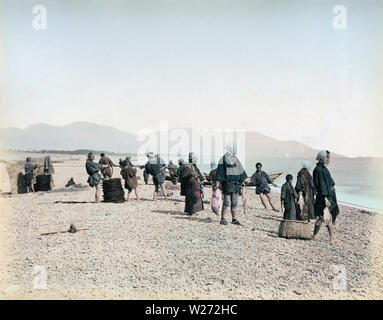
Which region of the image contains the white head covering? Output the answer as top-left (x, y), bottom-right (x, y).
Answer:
top-left (316, 150), bottom-right (327, 165)
top-left (188, 152), bottom-right (198, 164)
top-left (225, 142), bottom-right (237, 156)
top-left (301, 160), bottom-right (311, 170)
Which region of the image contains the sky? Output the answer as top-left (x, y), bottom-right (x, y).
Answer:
top-left (0, 0), bottom-right (382, 157)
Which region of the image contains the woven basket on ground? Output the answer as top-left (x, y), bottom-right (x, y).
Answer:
top-left (278, 219), bottom-right (312, 240)
top-left (102, 178), bottom-right (125, 203)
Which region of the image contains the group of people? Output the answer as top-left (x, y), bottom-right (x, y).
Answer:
top-left (83, 145), bottom-right (339, 243)
top-left (24, 155), bottom-right (55, 192)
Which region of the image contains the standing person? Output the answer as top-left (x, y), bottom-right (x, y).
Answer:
top-left (181, 152), bottom-right (204, 215)
top-left (295, 160), bottom-right (316, 221)
top-left (280, 174), bottom-right (298, 220)
top-left (176, 159), bottom-right (187, 195)
top-left (250, 162), bottom-right (279, 212)
top-left (99, 153), bottom-right (116, 179)
top-left (145, 153), bottom-right (168, 201)
top-left (216, 143), bottom-right (248, 225)
top-left (86, 153), bottom-right (108, 203)
top-left (24, 157), bottom-right (37, 193)
top-left (119, 156), bottom-right (133, 168)
top-left (143, 153), bottom-right (153, 185)
top-left (43, 155), bottom-right (55, 188)
top-left (120, 162), bottom-right (140, 201)
top-left (312, 150), bottom-right (339, 244)
top-left (167, 160), bottom-right (178, 184)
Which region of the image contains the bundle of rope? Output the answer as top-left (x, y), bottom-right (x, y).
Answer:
top-left (35, 174), bottom-right (51, 191)
top-left (102, 178), bottom-right (125, 203)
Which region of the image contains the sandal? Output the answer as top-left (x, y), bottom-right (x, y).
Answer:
top-left (232, 219), bottom-right (241, 225)
top-left (220, 219), bottom-right (228, 225)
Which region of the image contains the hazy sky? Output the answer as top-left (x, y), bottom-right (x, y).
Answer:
top-left (1, 0), bottom-right (382, 157)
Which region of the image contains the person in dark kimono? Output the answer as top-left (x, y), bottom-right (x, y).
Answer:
top-left (216, 143), bottom-right (248, 225)
top-left (250, 163), bottom-right (279, 212)
top-left (86, 153), bottom-right (108, 203)
top-left (312, 150), bottom-right (339, 244)
top-left (181, 152), bottom-right (204, 215)
top-left (295, 160), bottom-right (315, 221)
top-left (119, 156), bottom-right (134, 168)
top-left (176, 159), bottom-right (187, 195)
top-left (281, 174), bottom-right (298, 220)
top-left (24, 157), bottom-right (37, 192)
top-left (167, 160), bottom-right (178, 185)
top-left (145, 153), bottom-right (168, 201)
top-left (43, 155), bottom-right (55, 188)
top-left (99, 153), bottom-right (116, 179)
top-left (120, 162), bottom-right (140, 202)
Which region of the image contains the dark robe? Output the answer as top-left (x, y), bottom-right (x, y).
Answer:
top-left (86, 159), bottom-right (102, 187)
top-left (313, 162), bottom-right (339, 223)
top-left (121, 166), bottom-right (138, 191)
top-left (281, 182), bottom-right (298, 220)
top-left (182, 163), bottom-right (204, 214)
top-left (177, 164), bottom-right (187, 195)
top-left (295, 168), bottom-right (315, 220)
top-left (215, 154), bottom-right (247, 194)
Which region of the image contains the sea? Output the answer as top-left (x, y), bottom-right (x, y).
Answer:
top-left (1, 151), bottom-right (382, 213)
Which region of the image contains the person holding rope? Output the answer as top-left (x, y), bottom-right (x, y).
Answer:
top-left (99, 152), bottom-right (117, 179)
top-left (86, 153), bottom-right (110, 203)
top-left (145, 153), bottom-right (168, 201)
top-left (216, 142), bottom-right (248, 225)
top-left (250, 162), bottom-right (280, 212)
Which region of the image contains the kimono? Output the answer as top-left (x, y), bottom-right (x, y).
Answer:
top-left (43, 156), bottom-right (54, 175)
top-left (121, 166), bottom-right (138, 192)
top-left (250, 171), bottom-right (272, 194)
top-left (182, 163), bottom-right (204, 215)
top-left (215, 154), bottom-right (247, 195)
top-left (86, 159), bottom-right (102, 187)
top-left (281, 182), bottom-right (298, 220)
top-left (99, 156), bottom-right (115, 179)
top-left (145, 156), bottom-right (166, 191)
top-left (177, 163), bottom-right (187, 195)
top-left (313, 162), bottom-right (339, 223)
top-left (24, 162), bottom-right (37, 187)
top-left (295, 168), bottom-right (316, 220)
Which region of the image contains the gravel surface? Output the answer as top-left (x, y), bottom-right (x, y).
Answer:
top-left (0, 159), bottom-right (382, 299)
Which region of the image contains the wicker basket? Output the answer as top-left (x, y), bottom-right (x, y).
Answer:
top-left (278, 219), bottom-right (312, 240)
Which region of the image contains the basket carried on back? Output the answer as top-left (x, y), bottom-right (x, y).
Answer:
top-left (278, 219), bottom-right (312, 240)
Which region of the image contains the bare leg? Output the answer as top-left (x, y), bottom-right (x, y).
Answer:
top-left (259, 193), bottom-right (269, 209)
top-left (312, 217), bottom-right (323, 240)
top-left (95, 184), bottom-right (101, 203)
top-left (127, 190), bottom-right (132, 201)
top-left (135, 188), bottom-right (140, 201)
top-left (160, 184), bottom-right (168, 201)
top-left (153, 190), bottom-right (157, 201)
top-left (266, 193), bottom-right (279, 212)
top-left (326, 218), bottom-right (339, 244)
top-left (221, 206), bottom-right (229, 221)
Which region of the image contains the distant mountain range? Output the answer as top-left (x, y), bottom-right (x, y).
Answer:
top-left (0, 122), bottom-right (345, 158)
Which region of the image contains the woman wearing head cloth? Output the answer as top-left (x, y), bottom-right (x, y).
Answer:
top-left (215, 142), bottom-right (248, 225)
top-left (312, 150), bottom-right (339, 244)
top-left (176, 159), bottom-right (187, 195)
top-left (295, 160), bottom-right (316, 221)
top-left (181, 152), bottom-right (204, 215)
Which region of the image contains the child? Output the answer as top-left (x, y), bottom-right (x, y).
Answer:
top-left (280, 174), bottom-right (298, 220)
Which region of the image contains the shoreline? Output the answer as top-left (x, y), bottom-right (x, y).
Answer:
top-left (0, 158), bottom-right (382, 299)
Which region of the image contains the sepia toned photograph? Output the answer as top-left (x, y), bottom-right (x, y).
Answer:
top-left (0, 0), bottom-right (382, 304)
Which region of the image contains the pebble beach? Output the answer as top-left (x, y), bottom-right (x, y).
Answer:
top-left (0, 158), bottom-right (382, 299)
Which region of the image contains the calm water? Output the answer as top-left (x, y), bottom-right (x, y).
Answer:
top-left (2, 151), bottom-right (382, 212)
